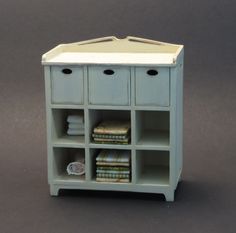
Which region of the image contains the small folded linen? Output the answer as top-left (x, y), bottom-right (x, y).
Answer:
top-left (66, 158), bottom-right (85, 176)
top-left (68, 123), bottom-right (85, 130)
top-left (67, 115), bottom-right (83, 124)
top-left (67, 128), bottom-right (84, 136)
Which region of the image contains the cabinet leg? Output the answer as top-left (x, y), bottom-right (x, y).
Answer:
top-left (50, 185), bottom-right (60, 196)
top-left (164, 191), bottom-right (175, 202)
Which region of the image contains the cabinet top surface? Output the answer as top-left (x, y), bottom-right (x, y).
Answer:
top-left (42, 36), bottom-right (184, 66)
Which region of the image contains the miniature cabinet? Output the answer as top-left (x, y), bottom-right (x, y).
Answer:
top-left (41, 36), bottom-right (184, 201)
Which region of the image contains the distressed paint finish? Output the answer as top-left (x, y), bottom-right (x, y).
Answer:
top-left (42, 37), bottom-right (184, 201)
top-left (88, 66), bottom-right (131, 106)
top-left (51, 66), bottom-right (84, 104)
top-left (135, 67), bottom-right (170, 106)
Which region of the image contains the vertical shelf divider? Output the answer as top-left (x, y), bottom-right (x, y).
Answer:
top-left (130, 67), bottom-right (136, 184)
top-left (131, 149), bottom-right (136, 184)
top-left (84, 65), bottom-right (91, 181)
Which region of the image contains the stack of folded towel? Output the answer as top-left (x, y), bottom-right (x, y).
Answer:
top-left (96, 149), bottom-right (131, 183)
top-left (92, 120), bottom-right (131, 144)
top-left (67, 114), bottom-right (84, 136)
top-left (66, 152), bottom-right (85, 176)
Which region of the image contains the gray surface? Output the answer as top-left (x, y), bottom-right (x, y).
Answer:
top-left (0, 0), bottom-right (235, 232)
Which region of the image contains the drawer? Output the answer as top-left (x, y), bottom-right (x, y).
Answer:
top-left (88, 66), bottom-right (130, 105)
top-left (51, 66), bottom-right (84, 104)
top-left (135, 67), bottom-right (170, 106)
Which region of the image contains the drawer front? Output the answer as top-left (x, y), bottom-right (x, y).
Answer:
top-left (88, 66), bottom-right (130, 105)
top-left (51, 66), bottom-right (84, 104)
top-left (135, 67), bottom-right (170, 106)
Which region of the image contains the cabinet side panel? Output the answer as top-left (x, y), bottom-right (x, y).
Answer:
top-left (176, 51), bottom-right (184, 182)
top-left (44, 66), bottom-right (53, 184)
top-left (170, 50), bottom-right (184, 188)
top-left (170, 67), bottom-right (177, 188)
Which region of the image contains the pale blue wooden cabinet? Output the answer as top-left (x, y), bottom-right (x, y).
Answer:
top-left (42, 36), bottom-right (184, 201)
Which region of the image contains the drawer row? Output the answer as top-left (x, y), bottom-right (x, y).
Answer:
top-left (50, 66), bottom-right (170, 107)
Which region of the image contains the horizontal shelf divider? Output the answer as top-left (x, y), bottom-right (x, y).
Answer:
top-left (50, 104), bottom-right (170, 111)
top-left (134, 145), bottom-right (170, 151)
top-left (89, 143), bottom-right (133, 150)
top-left (52, 143), bottom-right (85, 148)
top-left (52, 135), bottom-right (85, 148)
top-left (134, 106), bottom-right (170, 111)
top-left (88, 105), bottom-right (131, 110)
top-left (51, 180), bottom-right (170, 192)
top-left (54, 173), bottom-right (86, 182)
top-left (50, 104), bottom-right (85, 109)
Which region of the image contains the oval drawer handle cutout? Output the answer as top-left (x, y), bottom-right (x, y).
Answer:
top-left (62, 68), bottom-right (72, 74)
top-left (103, 69), bottom-right (115, 75)
top-left (147, 69), bottom-right (158, 76)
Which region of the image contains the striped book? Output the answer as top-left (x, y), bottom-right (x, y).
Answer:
top-left (97, 166), bottom-right (130, 171)
top-left (96, 170), bottom-right (130, 174)
top-left (96, 150), bottom-right (130, 163)
top-left (96, 162), bottom-right (130, 166)
top-left (93, 137), bottom-right (130, 144)
top-left (93, 121), bottom-right (131, 135)
top-left (97, 173), bottom-right (130, 179)
top-left (92, 133), bottom-right (129, 140)
top-left (96, 177), bottom-right (130, 183)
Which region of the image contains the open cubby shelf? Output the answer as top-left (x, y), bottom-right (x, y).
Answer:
top-left (51, 109), bottom-right (171, 186)
top-left (89, 148), bottom-right (132, 183)
top-left (88, 109), bottom-right (131, 145)
top-left (53, 148), bottom-right (85, 182)
top-left (135, 110), bottom-right (169, 149)
top-left (47, 106), bottom-right (181, 202)
top-left (136, 150), bottom-right (169, 185)
top-left (46, 104), bottom-right (180, 202)
top-left (51, 109), bottom-right (85, 146)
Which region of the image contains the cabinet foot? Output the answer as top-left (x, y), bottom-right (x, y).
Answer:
top-left (164, 191), bottom-right (175, 202)
top-left (50, 185), bottom-right (60, 196)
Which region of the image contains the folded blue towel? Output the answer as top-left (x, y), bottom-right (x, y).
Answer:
top-left (67, 128), bottom-right (84, 136)
top-left (68, 123), bottom-right (85, 130)
top-left (67, 115), bottom-right (83, 124)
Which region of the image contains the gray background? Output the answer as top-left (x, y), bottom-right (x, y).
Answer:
top-left (0, 0), bottom-right (236, 232)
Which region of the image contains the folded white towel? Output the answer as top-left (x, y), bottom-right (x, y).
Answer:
top-left (68, 123), bottom-right (85, 130)
top-left (67, 128), bottom-right (84, 136)
top-left (67, 115), bottom-right (83, 124)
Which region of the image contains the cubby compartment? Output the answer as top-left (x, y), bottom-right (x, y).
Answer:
top-left (135, 110), bottom-right (169, 149)
top-left (89, 109), bottom-right (131, 145)
top-left (136, 150), bottom-right (169, 185)
top-left (53, 148), bottom-right (85, 181)
top-left (90, 149), bottom-right (132, 183)
top-left (52, 109), bottom-right (85, 146)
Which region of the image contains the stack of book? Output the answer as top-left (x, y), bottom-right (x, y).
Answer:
top-left (92, 120), bottom-right (131, 144)
top-left (66, 114), bottom-right (84, 136)
top-left (96, 149), bottom-right (131, 183)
